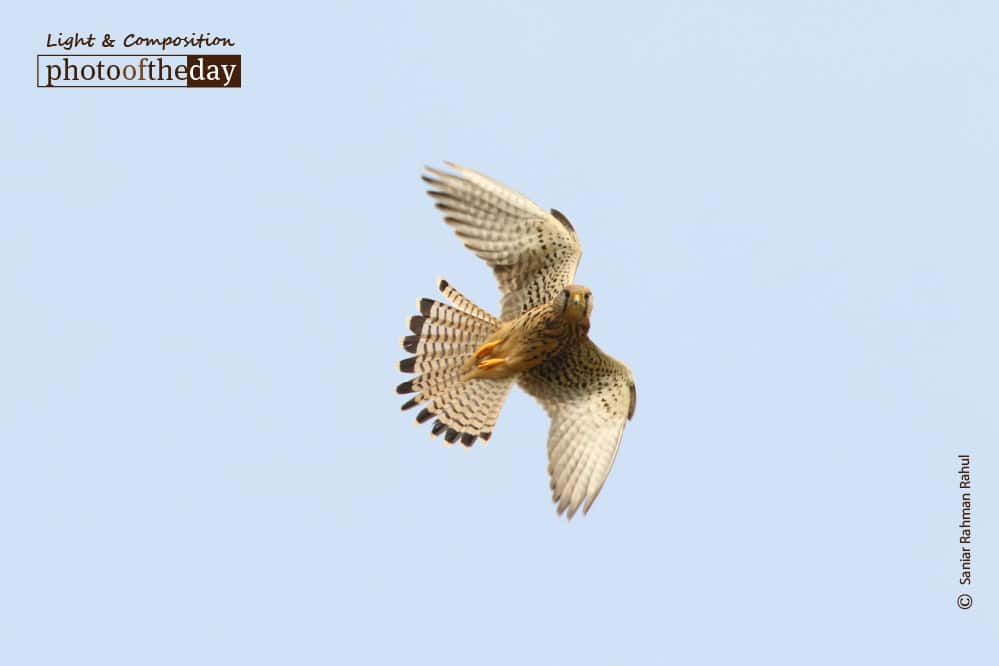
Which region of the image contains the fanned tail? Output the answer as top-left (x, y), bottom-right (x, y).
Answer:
top-left (396, 278), bottom-right (515, 446)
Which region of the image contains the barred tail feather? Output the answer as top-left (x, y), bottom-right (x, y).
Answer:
top-left (396, 279), bottom-right (514, 447)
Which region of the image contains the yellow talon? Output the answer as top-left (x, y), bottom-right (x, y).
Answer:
top-left (477, 358), bottom-right (506, 371)
top-left (475, 339), bottom-right (502, 359)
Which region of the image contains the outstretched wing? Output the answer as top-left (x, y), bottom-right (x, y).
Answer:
top-left (518, 339), bottom-right (636, 518)
top-left (423, 163), bottom-right (582, 321)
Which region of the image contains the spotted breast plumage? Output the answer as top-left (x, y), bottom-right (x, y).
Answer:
top-left (396, 163), bottom-right (636, 518)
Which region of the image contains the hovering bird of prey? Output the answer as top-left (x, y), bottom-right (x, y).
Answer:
top-left (396, 163), bottom-right (636, 517)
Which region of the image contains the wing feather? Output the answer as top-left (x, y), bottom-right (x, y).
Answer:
top-left (423, 163), bottom-right (583, 320)
top-left (518, 339), bottom-right (636, 518)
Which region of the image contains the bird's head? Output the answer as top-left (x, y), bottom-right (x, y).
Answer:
top-left (560, 285), bottom-right (593, 324)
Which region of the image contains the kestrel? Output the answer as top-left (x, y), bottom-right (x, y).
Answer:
top-left (396, 163), bottom-right (636, 517)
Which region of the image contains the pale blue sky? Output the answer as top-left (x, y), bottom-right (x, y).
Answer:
top-left (1, 2), bottom-right (996, 664)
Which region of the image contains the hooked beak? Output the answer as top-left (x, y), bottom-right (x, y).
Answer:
top-left (570, 292), bottom-right (585, 309)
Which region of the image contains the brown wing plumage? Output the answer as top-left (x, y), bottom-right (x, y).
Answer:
top-left (518, 339), bottom-right (636, 518)
top-left (422, 163), bottom-right (582, 321)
